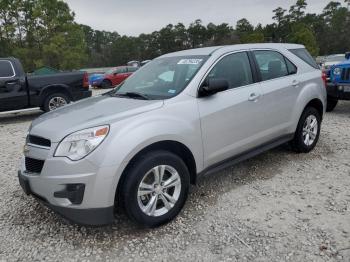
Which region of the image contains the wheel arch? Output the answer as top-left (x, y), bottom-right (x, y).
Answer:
top-left (115, 140), bottom-right (197, 207)
top-left (304, 98), bottom-right (324, 120)
top-left (39, 84), bottom-right (73, 105)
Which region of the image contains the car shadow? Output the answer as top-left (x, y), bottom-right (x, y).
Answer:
top-left (328, 101), bottom-right (350, 116)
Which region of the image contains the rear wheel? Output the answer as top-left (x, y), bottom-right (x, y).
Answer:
top-left (120, 150), bottom-right (190, 228)
top-left (43, 93), bottom-right (70, 112)
top-left (101, 79), bottom-right (112, 89)
top-left (290, 107), bottom-right (321, 153)
top-left (326, 97), bottom-right (338, 112)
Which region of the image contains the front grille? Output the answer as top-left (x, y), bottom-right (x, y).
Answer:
top-left (27, 135), bottom-right (51, 148)
top-left (25, 157), bottom-right (44, 173)
top-left (341, 68), bottom-right (350, 81)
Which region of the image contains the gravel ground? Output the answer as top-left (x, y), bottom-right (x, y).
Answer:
top-left (0, 90), bottom-right (349, 261)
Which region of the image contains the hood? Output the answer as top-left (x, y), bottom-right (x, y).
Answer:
top-left (335, 59), bottom-right (350, 67)
top-left (30, 95), bottom-right (164, 142)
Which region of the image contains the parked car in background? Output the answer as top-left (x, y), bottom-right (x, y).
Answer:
top-left (90, 66), bottom-right (138, 88)
top-left (0, 57), bottom-right (91, 112)
top-left (127, 61), bottom-right (141, 67)
top-left (30, 66), bottom-right (60, 76)
top-left (141, 60), bottom-right (152, 66)
top-left (326, 52), bottom-right (350, 111)
top-left (18, 44), bottom-right (326, 227)
top-left (320, 54), bottom-right (346, 80)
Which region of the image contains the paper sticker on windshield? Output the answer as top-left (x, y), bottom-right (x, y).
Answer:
top-left (177, 59), bottom-right (203, 65)
top-left (168, 89), bottom-right (176, 94)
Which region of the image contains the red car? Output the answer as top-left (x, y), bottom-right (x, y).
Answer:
top-left (91, 66), bottom-right (138, 88)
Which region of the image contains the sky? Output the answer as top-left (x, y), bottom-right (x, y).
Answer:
top-left (63, 0), bottom-right (334, 36)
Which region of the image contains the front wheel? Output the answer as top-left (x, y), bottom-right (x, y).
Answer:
top-left (43, 93), bottom-right (70, 112)
top-left (326, 97), bottom-right (338, 112)
top-left (290, 107), bottom-right (321, 153)
top-left (121, 151), bottom-right (190, 228)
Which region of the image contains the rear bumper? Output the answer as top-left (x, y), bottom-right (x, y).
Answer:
top-left (18, 170), bottom-right (114, 226)
top-left (71, 90), bottom-right (92, 101)
top-left (326, 83), bottom-right (350, 100)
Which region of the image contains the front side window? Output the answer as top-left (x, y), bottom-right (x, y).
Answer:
top-left (115, 68), bottom-right (126, 74)
top-left (0, 60), bottom-right (14, 77)
top-left (253, 50), bottom-right (290, 81)
top-left (111, 55), bottom-right (208, 100)
top-left (207, 52), bottom-right (253, 89)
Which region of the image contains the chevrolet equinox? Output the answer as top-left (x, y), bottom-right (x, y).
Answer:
top-left (18, 44), bottom-right (327, 227)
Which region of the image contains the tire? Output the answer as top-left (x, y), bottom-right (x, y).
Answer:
top-left (101, 79), bottom-right (112, 89)
top-left (120, 150), bottom-right (190, 228)
top-left (42, 92), bottom-right (70, 112)
top-left (326, 97), bottom-right (338, 112)
top-left (290, 107), bottom-right (321, 153)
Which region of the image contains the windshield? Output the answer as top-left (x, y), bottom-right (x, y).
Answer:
top-left (111, 55), bottom-right (208, 100)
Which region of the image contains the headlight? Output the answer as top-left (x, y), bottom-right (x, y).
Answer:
top-left (333, 67), bottom-right (342, 75)
top-left (54, 125), bottom-right (109, 161)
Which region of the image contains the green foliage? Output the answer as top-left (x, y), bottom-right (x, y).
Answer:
top-left (0, 0), bottom-right (87, 71)
top-left (288, 24), bottom-right (319, 56)
top-left (1, 0), bottom-right (350, 70)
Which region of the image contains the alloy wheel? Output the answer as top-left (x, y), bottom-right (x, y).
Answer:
top-left (48, 96), bottom-right (67, 111)
top-left (137, 165), bottom-right (181, 217)
top-left (302, 115), bottom-right (318, 146)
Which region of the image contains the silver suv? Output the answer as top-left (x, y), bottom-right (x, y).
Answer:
top-left (18, 44), bottom-right (326, 227)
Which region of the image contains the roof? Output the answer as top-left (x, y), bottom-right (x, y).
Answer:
top-left (160, 43), bottom-right (304, 57)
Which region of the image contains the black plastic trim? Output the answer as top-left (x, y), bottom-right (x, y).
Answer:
top-left (198, 134), bottom-right (294, 178)
top-left (18, 171), bottom-right (114, 226)
top-left (327, 83), bottom-right (350, 100)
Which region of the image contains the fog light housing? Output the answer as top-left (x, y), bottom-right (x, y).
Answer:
top-left (54, 184), bottom-right (85, 205)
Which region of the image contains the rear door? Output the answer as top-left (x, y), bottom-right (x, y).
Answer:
top-left (197, 51), bottom-right (265, 168)
top-left (0, 59), bottom-right (28, 111)
top-left (251, 49), bottom-right (299, 139)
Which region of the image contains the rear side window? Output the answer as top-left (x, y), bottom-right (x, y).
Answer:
top-left (285, 58), bottom-right (297, 75)
top-left (253, 50), bottom-right (289, 81)
top-left (289, 48), bottom-right (319, 69)
top-left (208, 52), bottom-right (253, 89)
top-left (0, 60), bottom-right (15, 77)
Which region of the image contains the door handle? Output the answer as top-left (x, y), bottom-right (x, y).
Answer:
top-left (248, 93), bottom-right (260, 102)
top-left (292, 80), bottom-right (300, 87)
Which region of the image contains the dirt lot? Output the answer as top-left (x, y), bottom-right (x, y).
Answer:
top-left (0, 90), bottom-right (349, 261)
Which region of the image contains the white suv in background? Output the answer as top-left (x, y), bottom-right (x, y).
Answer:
top-left (19, 44), bottom-right (326, 227)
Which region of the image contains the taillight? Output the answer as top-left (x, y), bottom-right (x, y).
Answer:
top-left (83, 72), bottom-right (89, 89)
top-left (321, 71), bottom-right (327, 88)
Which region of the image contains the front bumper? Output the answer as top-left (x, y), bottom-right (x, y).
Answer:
top-left (18, 170), bottom-right (114, 225)
top-left (327, 83), bottom-right (350, 100)
top-left (18, 143), bottom-right (119, 225)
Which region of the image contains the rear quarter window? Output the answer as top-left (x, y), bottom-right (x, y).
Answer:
top-left (289, 48), bottom-right (319, 69)
top-left (0, 60), bottom-right (15, 77)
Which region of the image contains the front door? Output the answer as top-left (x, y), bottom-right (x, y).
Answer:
top-left (0, 60), bottom-right (27, 112)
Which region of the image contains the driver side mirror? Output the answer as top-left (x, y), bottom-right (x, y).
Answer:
top-left (345, 52), bottom-right (350, 60)
top-left (199, 78), bottom-right (229, 97)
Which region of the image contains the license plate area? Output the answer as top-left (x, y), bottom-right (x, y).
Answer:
top-left (343, 86), bottom-right (350, 92)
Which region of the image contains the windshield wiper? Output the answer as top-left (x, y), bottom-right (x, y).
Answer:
top-left (112, 92), bottom-right (150, 100)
